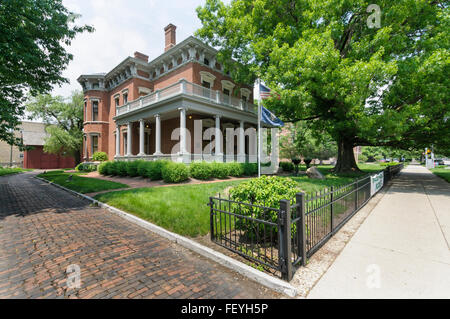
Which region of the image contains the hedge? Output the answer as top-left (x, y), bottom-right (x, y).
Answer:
top-left (190, 162), bottom-right (213, 180)
top-left (279, 161), bottom-right (294, 172)
top-left (162, 162), bottom-right (190, 183)
top-left (92, 151), bottom-right (108, 162)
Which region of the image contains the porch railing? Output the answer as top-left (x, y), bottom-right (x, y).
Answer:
top-left (116, 80), bottom-right (257, 116)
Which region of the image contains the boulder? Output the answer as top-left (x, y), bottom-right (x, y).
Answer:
top-left (306, 166), bottom-right (325, 179)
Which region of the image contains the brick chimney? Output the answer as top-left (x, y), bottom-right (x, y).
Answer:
top-left (134, 51), bottom-right (149, 62)
top-left (164, 24), bottom-right (177, 52)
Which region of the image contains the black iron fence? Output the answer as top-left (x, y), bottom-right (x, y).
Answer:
top-left (209, 164), bottom-right (404, 281)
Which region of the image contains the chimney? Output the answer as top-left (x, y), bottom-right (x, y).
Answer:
top-left (134, 51), bottom-right (149, 62)
top-left (164, 24), bottom-right (177, 52)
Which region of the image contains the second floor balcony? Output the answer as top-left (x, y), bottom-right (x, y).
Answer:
top-left (116, 79), bottom-right (257, 116)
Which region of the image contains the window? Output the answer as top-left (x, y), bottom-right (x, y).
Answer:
top-left (123, 93), bottom-right (128, 104)
top-left (202, 81), bottom-right (211, 98)
top-left (204, 58), bottom-right (209, 66)
top-left (84, 100), bottom-right (87, 121)
top-left (92, 135), bottom-right (98, 154)
top-left (115, 97), bottom-right (120, 107)
top-left (93, 83), bottom-right (99, 89)
top-left (92, 101), bottom-right (99, 121)
top-left (223, 88), bottom-right (230, 105)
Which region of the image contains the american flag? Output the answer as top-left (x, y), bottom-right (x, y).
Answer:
top-left (259, 83), bottom-right (280, 100)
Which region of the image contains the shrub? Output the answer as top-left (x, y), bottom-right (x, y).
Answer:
top-left (98, 161), bottom-right (112, 175)
top-left (145, 160), bottom-right (168, 180)
top-left (126, 160), bottom-right (142, 177)
top-left (162, 162), bottom-right (190, 183)
top-left (190, 162), bottom-right (213, 180)
top-left (241, 163), bottom-right (258, 176)
top-left (117, 161), bottom-right (128, 176)
top-left (109, 161), bottom-right (121, 175)
top-left (211, 162), bottom-right (229, 179)
top-left (137, 161), bottom-right (150, 177)
top-left (75, 163), bottom-right (97, 172)
top-left (279, 161), bottom-right (294, 172)
top-left (226, 162), bottom-right (244, 177)
top-left (92, 151), bottom-right (108, 162)
top-left (229, 176), bottom-right (301, 240)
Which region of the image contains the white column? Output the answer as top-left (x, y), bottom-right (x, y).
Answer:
top-left (238, 120), bottom-right (245, 163)
top-left (84, 135), bottom-right (88, 160)
top-left (138, 119), bottom-right (145, 156)
top-left (126, 122), bottom-right (132, 156)
top-left (154, 114), bottom-right (162, 155)
top-left (115, 125), bottom-right (120, 157)
top-left (179, 107), bottom-right (187, 154)
top-left (215, 115), bottom-right (223, 160)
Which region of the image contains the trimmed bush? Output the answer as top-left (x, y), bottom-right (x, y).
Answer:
top-left (75, 163), bottom-right (97, 172)
top-left (162, 162), bottom-right (190, 183)
top-left (146, 160), bottom-right (168, 180)
top-left (137, 161), bottom-right (150, 177)
top-left (98, 161), bottom-right (112, 175)
top-left (109, 161), bottom-right (120, 176)
top-left (190, 162), bottom-right (213, 180)
top-left (279, 161), bottom-right (294, 172)
top-left (226, 162), bottom-right (244, 177)
top-left (117, 161), bottom-right (128, 176)
top-left (241, 163), bottom-right (258, 176)
top-left (210, 162), bottom-right (229, 179)
top-left (92, 151), bottom-right (108, 162)
top-left (126, 160), bottom-right (142, 177)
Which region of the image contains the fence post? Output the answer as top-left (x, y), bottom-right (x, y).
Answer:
top-left (295, 193), bottom-right (307, 267)
top-left (279, 199), bottom-right (292, 281)
top-left (209, 197), bottom-right (215, 241)
top-left (330, 187), bottom-right (334, 233)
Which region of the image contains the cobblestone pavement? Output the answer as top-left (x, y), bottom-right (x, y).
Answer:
top-left (0, 172), bottom-right (281, 299)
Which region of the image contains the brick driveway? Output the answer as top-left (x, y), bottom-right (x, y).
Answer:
top-left (0, 172), bottom-right (280, 299)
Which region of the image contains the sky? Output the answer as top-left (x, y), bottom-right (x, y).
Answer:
top-left (54, 0), bottom-right (229, 98)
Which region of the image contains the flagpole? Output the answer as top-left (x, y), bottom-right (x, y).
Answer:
top-left (257, 78), bottom-right (261, 178)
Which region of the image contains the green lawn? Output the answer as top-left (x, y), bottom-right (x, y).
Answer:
top-left (92, 163), bottom-right (389, 237)
top-left (430, 167), bottom-right (450, 183)
top-left (94, 180), bottom-right (245, 237)
top-left (38, 171), bottom-right (128, 194)
top-left (0, 167), bottom-right (32, 176)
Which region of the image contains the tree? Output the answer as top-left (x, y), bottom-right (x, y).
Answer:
top-left (196, 0), bottom-right (450, 173)
top-left (26, 91), bottom-right (84, 164)
top-left (280, 122), bottom-right (337, 163)
top-left (0, 0), bottom-right (92, 146)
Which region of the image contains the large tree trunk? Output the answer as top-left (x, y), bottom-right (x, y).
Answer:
top-left (333, 138), bottom-right (361, 174)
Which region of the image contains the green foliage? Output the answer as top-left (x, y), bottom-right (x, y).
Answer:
top-left (190, 162), bottom-right (213, 180)
top-left (26, 91), bottom-right (85, 163)
top-left (229, 176), bottom-right (301, 239)
top-left (241, 163), bottom-right (258, 176)
top-left (161, 162), bottom-right (190, 183)
top-left (279, 161), bottom-right (294, 172)
top-left (0, 167), bottom-right (26, 176)
top-left (226, 162), bottom-right (244, 177)
top-left (144, 160), bottom-right (168, 180)
top-left (92, 151), bottom-right (108, 162)
top-left (126, 160), bottom-right (141, 177)
top-left (117, 161), bottom-right (128, 177)
top-left (0, 0), bottom-right (92, 146)
top-left (98, 161), bottom-right (111, 175)
top-left (75, 163), bottom-right (96, 172)
top-left (196, 0), bottom-right (450, 172)
top-left (109, 161), bottom-right (121, 176)
top-left (210, 162), bottom-right (229, 179)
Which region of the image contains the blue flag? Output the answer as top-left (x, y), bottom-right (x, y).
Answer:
top-left (261, 106), bottom-right (284, 127)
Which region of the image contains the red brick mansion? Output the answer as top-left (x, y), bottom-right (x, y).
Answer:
top-left (78, 24), bottom-right (261, 163)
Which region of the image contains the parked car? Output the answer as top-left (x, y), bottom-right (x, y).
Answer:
top-left (434, 159), bottom-right (445, 166)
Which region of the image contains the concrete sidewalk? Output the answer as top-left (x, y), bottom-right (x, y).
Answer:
top-left (307, 165), bottom-right (450, 299)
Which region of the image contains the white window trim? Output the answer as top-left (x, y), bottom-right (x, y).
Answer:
top-left (240, 88), bottom-right (251, 99)
top-left (200, 71), bottom-right (216, 87)
top-left (138, 86), bottom-right (152, 95)
top-left (221, 80), bottom-right (235, 92)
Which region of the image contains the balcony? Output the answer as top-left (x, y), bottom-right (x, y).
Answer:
top-left (116, 80), bottom-right (257, 116)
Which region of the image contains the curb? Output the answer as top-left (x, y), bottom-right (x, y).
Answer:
top-left (34, 175), bottom-right (298, 297)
